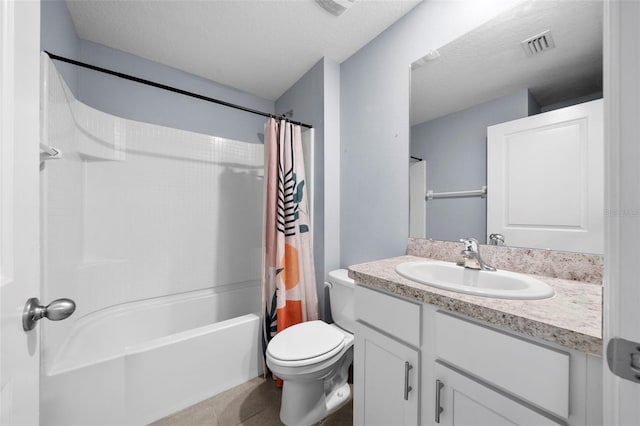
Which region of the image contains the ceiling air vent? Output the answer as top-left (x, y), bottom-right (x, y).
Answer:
top-left (521, 30), bottom-right (556, 57)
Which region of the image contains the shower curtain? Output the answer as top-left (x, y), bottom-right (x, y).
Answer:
top-left (262, 118), bottom-right (318, 365)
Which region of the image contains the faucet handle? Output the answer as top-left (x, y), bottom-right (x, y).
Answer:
top-left (459, 237), bottom-right (479, 252)
top-left (489, 233), bottom-right (505, 246)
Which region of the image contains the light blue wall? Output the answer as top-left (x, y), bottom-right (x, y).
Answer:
top-left (322, 59), bottom-right (341, 281)
top-left (411, 90), bottom-right (535, 243)
top-left (340, 0), bottom-right (520, 266)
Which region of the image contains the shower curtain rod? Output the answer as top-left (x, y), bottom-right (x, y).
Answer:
top-left (44, 51), bottom-right (313, 129)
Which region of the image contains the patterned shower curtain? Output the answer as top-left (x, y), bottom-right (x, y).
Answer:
top-left (262, 118), bottom-right (318, 366)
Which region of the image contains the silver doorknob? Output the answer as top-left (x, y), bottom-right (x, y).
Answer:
top-left (22, 297), bottom-right (76, 331)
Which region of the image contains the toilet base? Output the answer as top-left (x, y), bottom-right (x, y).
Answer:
top-left (280, 381), bottom-right (351, 426)
top-left (278, 348), bottom-right (353, 426)
top-left (325, 382), bottom-right (351, 416)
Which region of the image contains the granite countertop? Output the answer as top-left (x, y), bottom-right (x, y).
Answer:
top-left (348, 255), bottom-right (603, 356)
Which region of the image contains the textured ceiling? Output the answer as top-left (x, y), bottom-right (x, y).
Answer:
top-left (65, 0), bottom-right (421, 101)
top-left (411, 0), bottom-right (603, 125)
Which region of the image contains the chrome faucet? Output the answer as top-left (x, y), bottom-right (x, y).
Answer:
top-left (457, 238), bottom-right (496, 271)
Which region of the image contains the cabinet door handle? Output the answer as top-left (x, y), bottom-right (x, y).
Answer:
top-left (404, 361), bottom-right (413, 400)
top-left (435, 379), bottom-right (444, 423)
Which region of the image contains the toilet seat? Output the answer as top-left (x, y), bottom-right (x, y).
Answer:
top-left (267, 321), bottom-right (347, 368)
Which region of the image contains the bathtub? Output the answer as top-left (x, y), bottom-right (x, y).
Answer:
top-left (41, 281), bottom-right (263, 426)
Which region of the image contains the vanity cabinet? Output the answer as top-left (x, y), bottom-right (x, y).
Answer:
top-left (353, 284), bottom-right (603, 426)
top-left (354, 285), bottom-right (421, 426)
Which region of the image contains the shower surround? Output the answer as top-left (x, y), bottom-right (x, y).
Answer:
top-left (40, 55), bottom-right (264, 425)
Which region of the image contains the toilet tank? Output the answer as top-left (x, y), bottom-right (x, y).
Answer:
top-left (327, 269), bottom-right (355, 333)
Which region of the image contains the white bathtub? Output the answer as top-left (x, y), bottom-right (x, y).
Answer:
top-left (41, 281), bottom-right (263, 426)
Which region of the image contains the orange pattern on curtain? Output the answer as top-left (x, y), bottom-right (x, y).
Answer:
top-left (262, 118), bottom-right (318, 376)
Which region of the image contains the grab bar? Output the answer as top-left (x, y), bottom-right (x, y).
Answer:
top-left (426, 186), bottom-right (486, 201)
top-left (40, 143), bottom-right (62, 160)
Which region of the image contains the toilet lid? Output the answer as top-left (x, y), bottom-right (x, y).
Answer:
top-left (267, 321), bottom-right (345, 362)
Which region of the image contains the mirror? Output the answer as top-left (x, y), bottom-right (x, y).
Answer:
top-left (409, 0), bottom-right (603, 252)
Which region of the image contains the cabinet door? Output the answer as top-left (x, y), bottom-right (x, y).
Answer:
top-left (354, 324), bottom-right (419, 426)
top-left (434, 363), bottom-right (560, 426)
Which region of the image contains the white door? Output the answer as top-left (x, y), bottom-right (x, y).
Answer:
top-left (487, 99), bottom-right (604, 253)
top-left (603, 1), bottom-right (640, 424)
top-left (0, 1), bottom-right (41, 425)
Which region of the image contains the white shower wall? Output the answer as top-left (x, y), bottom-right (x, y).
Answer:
top-left (41, 55), bottom-right (264, 375)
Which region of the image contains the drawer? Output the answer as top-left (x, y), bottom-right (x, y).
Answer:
top-left (355, 285), bottom-right (421, 347)
top-left (435, 311), bottom-right (570, 419)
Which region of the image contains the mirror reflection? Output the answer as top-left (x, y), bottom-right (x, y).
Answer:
top-left (409, 0), bottom-right (603, 253)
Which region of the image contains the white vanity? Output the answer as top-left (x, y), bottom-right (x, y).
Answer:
top-left (350, 240), bottom-right (603, 426)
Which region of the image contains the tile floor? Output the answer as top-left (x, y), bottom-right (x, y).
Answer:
top-left (151, 376), bottom-right (353, 426)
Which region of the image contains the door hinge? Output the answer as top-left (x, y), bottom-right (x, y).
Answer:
top-left (606, 337), bottom-right (640, 383)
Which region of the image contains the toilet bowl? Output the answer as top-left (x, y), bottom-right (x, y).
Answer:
top-left (265, 269), bottom-right (355, 426)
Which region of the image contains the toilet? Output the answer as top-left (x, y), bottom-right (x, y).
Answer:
top-left (266, 269), bottom-right (355, 426)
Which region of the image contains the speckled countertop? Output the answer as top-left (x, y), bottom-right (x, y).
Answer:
top-left (348, 255), bottom-right (603, 356)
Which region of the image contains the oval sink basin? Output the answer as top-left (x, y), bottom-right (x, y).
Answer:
top-left (395, 261), bottom-right (554, 300)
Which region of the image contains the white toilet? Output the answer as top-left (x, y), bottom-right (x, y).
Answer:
top-left (266, 269), bottom-right (355, 426)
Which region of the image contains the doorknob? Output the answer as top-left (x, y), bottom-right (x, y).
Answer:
top-left (22, 297), bottom-right (76, 331)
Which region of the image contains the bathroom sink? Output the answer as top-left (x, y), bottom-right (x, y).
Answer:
top-left (395, 261), bottom-right (554, 300)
